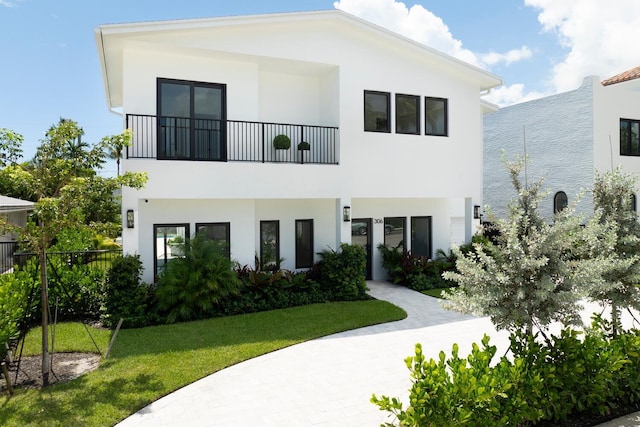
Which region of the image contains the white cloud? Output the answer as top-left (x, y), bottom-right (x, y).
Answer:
top-left (483, 84), bottom-right (549, 107)
top-left (0, 0), bottom-right (14, 6)
top-left (334, 0), bottom-right (536, 105)
top-left (334, 0), bottom-right (495, 68)
top-left (525, 0), bottom-right (640, 92)
top-left (480, 46), bottom-right (533, 67)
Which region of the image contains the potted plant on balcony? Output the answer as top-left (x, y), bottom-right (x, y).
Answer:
top-left (297, 141), bottom-right (310, 163)
top-left (273, 134), bottom-right (291, 161)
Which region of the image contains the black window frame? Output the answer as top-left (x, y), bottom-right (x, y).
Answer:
top-left (411, 216), bottom-right (432, 258)
top-left (395, 94), bottom-right (421, 135)
top-left (384, 217), bottom-right (406, 251)
top-left (260, 220), bottom-right (280, 270)
top-left (620, 118), bottom-right (640, 156)
top-left (554, 191), bottom-right (568, 213)
top-left (631, 194), bottom-right (637, 212)
top-left (153, 223), bottom-right (190, 282)
top-left (425, 97), bottom-right (448, 137)
top-left (364, 90), bottom-right (391, 133)
top-left (195, 222), bottom-right (231, 258)
top-left (295, 219), bottom-right (314, 269)
top-left (157, 77), bottom-right (227, 161)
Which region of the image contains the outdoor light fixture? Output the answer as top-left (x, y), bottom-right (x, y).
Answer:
top-left (473, 205), bottom-right (481, 220)
top-left (126, 209), bottom-right (134, 229)
top-left (343, 206), bottom-right (351, 222)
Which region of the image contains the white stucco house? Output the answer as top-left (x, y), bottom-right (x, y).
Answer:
top-left (484, 66), bottom-right (640, 219)
top-left (0, 195), bottom-right (34, 272)
top-left (95, 10), bottom-right (502, 283)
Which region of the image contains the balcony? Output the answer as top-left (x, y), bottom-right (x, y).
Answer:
top-left (126, 114), bottom-right (339, 165)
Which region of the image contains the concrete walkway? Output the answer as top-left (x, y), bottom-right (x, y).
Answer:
top-left (116, 281), bottom-right (639, 427)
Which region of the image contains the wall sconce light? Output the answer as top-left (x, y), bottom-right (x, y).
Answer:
top-left (126, 209), bottom-right (134, 229)
top-left (343, 206), bottom-right (351, 222)
top-left (473, 205), bottom-right (481, 220)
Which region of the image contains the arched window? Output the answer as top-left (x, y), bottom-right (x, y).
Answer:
top-left (554, 191), bottom-right (568, 213)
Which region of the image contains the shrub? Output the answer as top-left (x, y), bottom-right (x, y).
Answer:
top-left (374, 327), bottom-right (638, 426)
top-left (310, 243), bottom-right (368, 301)
top-left (102, 254), bottom-right (154, 328)
top-left (273, 134), bottom-right (291, 150)
top-left (372, 335), bottom-right (544, 426)
top-left (0, 271), bottom-right (34, 359)
top-left (155, 236), bottom-right (241, 323)
top-left (378, 244), bottom-right (455, 291)
top-left (47, 259), bottom-right (105, 320)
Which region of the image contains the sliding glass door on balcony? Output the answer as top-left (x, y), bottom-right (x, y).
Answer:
top-left (157, 78), bottom-right (226, 161)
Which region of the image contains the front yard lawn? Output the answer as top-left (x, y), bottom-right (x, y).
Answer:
top-left (0, 300), bottom-right (405, 427)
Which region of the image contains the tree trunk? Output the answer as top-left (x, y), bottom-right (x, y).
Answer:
top-left (39, 238), bottom-right (50, 386)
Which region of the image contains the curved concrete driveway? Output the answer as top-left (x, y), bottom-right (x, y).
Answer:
top-left (115, 281), bottom-right (636, 427)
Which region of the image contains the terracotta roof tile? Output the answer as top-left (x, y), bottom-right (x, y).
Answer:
top-left (602, 65), bottom-right (640, 86)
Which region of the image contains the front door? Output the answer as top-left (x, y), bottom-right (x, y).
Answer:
top-left (351, 218), bottom-right (372, 280)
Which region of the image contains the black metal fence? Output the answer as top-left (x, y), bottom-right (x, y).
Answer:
top-left (126, 114), bottom-right (339, 165)
top-left (0, 246), bottom-right (122, 274)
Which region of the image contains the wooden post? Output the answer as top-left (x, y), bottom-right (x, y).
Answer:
top-left (1, 362), bottom-right (13, 395)
top-left (104, 318), bottom-right (124, 359)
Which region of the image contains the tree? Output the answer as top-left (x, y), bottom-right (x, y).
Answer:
top-left (443, 157), bottom-right (584, 336)
top-left (587, 168), bottom-right (640, 335)
top-left (102, 128), bottom-right (132, 177)
top-left (0, 119), bottom-right (146, 385)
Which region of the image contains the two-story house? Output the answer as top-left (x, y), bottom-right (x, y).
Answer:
top-left (96, 10), bottom-right (502, 283)
top-left (484, 66), bottom-right (640, 219)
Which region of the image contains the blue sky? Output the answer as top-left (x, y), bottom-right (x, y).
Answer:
top-left (1, 0), bottom-right (638, 174)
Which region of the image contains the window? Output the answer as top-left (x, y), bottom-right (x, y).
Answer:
top-left (554, 191), bottom-right (568, 213)
top-left (157, 78), bottom-right (227, 161)
top-left (384, 217), bottom-right (405, 251)
top-left (631, 194), bottom-right (637, 212)
top-left (295, 219), bottom-right (314, 268)
top-left (154, 223), bottom-right (190, 281)
top-left (364, 91), bottom-right (390, 132)
top-left (425, 97), bottom-right (448, 136)
top-left (196, 222), bottom-right (230, 258)
top-left (411, 216), bottom-right (432, 258)
top-left (396, 94), bottom-right (420, 135)
top-left (260, 221), bottom-right (280, 270)
top-left (620, 119), bottom-right (640, 156)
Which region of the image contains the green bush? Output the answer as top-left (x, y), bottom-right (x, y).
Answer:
top-left (46, 255), bottom-right (105, 320)
top-left (374, 326), bottom-right (640, 426)
top-left (310, 243), bottom-right (368, 301)
top-left (273, 134), bottom-right (291, 150)
top-left (155, 236), bottom-right (241, 323)
top-left (102, 254), bottom-right (155, 328)
top-left (0, 271), bottom-right (34, 359)
top-left (372, 335), bottom-right (544, 426)
top-left (378, 244), bottom-right (454, 291)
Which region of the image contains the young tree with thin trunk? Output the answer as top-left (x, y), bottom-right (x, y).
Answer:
top-left (587, 168), bottom-right (640, 335)
top-left (443, 156), bottom-right (584, 336)
top-left (0, 119), bottom-right (146, 385)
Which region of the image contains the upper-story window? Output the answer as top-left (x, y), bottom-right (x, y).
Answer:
top-left (364, 91), bottom-right (390, 133)
top-left (157, 78), bottom-right (227, 161)
top-left (620, 118), bottom-right (640, 156)
top-left (425, 97), bottom-right (448, 136)
top-left (396, 94), bottom-right (420, 135)
top-left (554, 191), bottom-right (568, 213)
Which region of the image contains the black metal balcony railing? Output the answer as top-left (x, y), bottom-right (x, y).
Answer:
top-left (126, 114), bottom-right (339, 165)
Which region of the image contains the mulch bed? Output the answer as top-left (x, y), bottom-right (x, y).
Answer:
top-left (1, 352), bottom-right (100, 390)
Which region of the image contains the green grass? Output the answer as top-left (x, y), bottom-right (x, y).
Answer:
top-left (0, 300), bottom-right (406, 427)
top-left (421, 287), bottom-right (455, 299)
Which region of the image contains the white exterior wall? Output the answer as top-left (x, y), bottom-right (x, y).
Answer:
top-left (103, 12), bottom-right (499, 282)
top-left (593, 78), bottom-right (640, 195)
top-left (484, 77), bottom-right (595, 219)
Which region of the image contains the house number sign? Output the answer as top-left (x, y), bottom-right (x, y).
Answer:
top-left (374, 219), bottom-right (384, 224)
